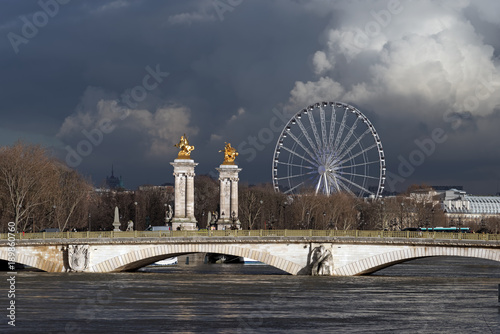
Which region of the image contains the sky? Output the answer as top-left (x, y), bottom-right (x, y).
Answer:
top-left (1, 0), bottom-right (500, 195)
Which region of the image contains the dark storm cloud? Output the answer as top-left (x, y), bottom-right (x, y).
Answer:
top-left (1, 0), bottom-right (500, 194)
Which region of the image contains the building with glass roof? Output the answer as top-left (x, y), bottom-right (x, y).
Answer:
top-left (441, 188), bottom-right (500, 223)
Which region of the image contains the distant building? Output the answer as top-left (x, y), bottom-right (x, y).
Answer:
top-left (400, 186), bottom-right (500, 226)
top-left (138, 184), bottom-right (174, 194)
top-left (105, 165), bottom-right (124, 190)
top-left (441, 188), bottom-right (500, 224)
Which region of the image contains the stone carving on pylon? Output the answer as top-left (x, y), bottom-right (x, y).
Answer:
top-left (67, 245), bottom-right (89, 272)
top-left (170, 134), bottom-right (198, 231)
top-left (309, 245), bottom-right (333, 276)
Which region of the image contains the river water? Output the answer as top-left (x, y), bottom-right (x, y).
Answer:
top-left (3, 256), bottom-right (500, 333)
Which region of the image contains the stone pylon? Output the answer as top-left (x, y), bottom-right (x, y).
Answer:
top-left (216, 164), bottom-right (242, 230)
top-left (170, 159), bottom-right (198, 230)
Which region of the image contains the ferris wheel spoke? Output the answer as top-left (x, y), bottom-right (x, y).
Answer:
top-left (333, 107), bottom-right (348, 151)
top-left (336, 173), bottom-right (375, 196)
top-left (338, 171), bottom-right (380, 180)
top-left (275, 170), bottom-right (317, 181)
top-left (286, 131), bottom-right (318, 162)
top-left (337, 143), bottom-right (377, 166)
top-left (307, 109), bottom-right (323, 150)
top-left (336, 117), bottom-right (359, 156)
top-left (328, 106), bottom-right (337, 148)
top-left (276, 161), bottom-right (315, 169)
top-left (295, 118), bottom-right (319, 154)
top-left (325, 172), bottom-right (341, 193)
top-left (336, 128), bottom-right (371, 162)
top-left (323, 174), bottom-right (330, 196)
top-left (281, 145), bottom-right (318, 167)
top-left (324, 173), bottom-right (334, 196)
top-left (314, 175), bottom-right (322, 195)
top-left (319, 106), bottom-right (328, 149)
top-left (283, 181), bottom-right (306, 194)
top-left (335, 160), bottom-right (380, 170)
top-left (332, 176), bottom-right (356, 196)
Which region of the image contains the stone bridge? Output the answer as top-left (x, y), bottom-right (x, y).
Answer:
top-left (1, 232), bottom-right (499, 275)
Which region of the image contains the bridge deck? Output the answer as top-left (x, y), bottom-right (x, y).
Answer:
top-left (1, 230), bottom-right (499, 248)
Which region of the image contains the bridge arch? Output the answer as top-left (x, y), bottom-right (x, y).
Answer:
top-left (334, 246), bottom-right (500, 276)
top-left (0, 249), bottom-right (64, 272)
top-left (88, 243), bottom-right (303, 274)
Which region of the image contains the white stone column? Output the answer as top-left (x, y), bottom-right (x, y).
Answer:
top-left (216, 164), bottom-right (242, 230)
top-left (186, 173), bottom-right (195, 219)
top-left (170, 159), bottom-right (198, 230)
top-left (219, 179), bottom-right (230, 219)
top-left (230, 176), bottom-right (239, 218)
top-left (173, 172), bottom-right (185, 217)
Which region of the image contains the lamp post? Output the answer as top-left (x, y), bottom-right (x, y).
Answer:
top-left (231, 211), bottom-right (237, 230)
top-left (306, 211), bottom-right (310, 229)
top-left (282, 201), bottom-right (288, 229)
top-left (259, 200), bottom-right (263, 229)
top-left (380, 200), bottom-right (385, 230)
top-left (88, 212), bottom-right (91, 232)
top-left (134, 202), bottom-right (138, 228)
top-left (431, 207), bottom-right (435, 228)
top-left (400, 202), bottom-right (404, 229)
top-left (51, 205), bottom-right (57, 230)
top-left (322, 212), bottom-right (326, 229)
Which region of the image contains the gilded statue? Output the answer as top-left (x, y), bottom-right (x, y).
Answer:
top-left (174, 134), bottom-right (194, 159)
top-left (219, 142), bottom-right (238, 165)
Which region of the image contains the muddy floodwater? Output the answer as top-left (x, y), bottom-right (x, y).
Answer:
top-left (4, 256), bottom-right (500, 333)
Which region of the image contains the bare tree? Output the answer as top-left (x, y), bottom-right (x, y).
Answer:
top-left (238, 184), bottom-right (265, 230)
top-left (52, 168), bottom-right (92, 232)
top-left (194, 175), bottom-right (218, 227)
top-left (0, 142), bottom-right (57, 231)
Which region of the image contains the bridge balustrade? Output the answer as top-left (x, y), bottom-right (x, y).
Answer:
top-left (0, 230), bottom-right (499, 241)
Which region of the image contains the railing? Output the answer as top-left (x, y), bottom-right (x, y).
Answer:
top-left (0, 230), bottom-right (499, 241)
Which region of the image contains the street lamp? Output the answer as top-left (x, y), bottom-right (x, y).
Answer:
top-left (259, 200), bottom-right (263, 229)
top-left (400, 202), bottom-right (404, 229)
top-left (431, 207), bottom-right (435, 228)
top-left (51, 205), bottom-right (57, 229)
top-left (134, 202), bottom-right (138, 228)
top-left (322, 212), bottom-right (326, 229)
top-left (231, 211), bottom-right (237, 230)
top-left (380, 200), bottom-right (385, 230)
top-left (282, 201), bottom-right (288, 229)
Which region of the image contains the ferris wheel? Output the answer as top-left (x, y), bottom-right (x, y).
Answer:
top-left (272, 101), bottom-right (385, 197)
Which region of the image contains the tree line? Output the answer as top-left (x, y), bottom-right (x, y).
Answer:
top-left (0, 142), bottom-right (498, 233)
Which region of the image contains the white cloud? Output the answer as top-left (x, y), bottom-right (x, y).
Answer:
top-left (312, 51), bottom-right (333, 75)
top-left (58, 88), bottom-right (198, 158)
top-left (229, 107), bottom-right (245, 122)
top-left (210, 134), bottom-right (222, 142)
top-left (288, 77), bottom-right (345, 111)
top-left (288, 1), bottom-right (500, 118)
